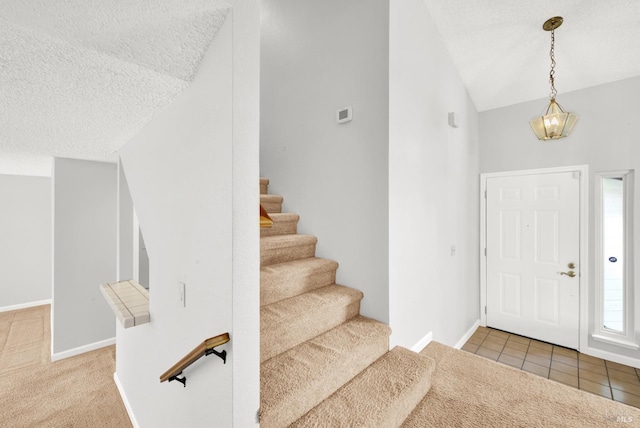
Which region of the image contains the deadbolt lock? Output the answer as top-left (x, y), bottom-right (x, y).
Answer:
top-left (567, 262), bottom-right (575, 269)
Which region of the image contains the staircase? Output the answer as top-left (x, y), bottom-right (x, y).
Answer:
top-left (259, 178), bottom-right (436, 427)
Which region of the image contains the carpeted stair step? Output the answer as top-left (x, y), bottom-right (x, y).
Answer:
top-left (261, 234), bottom-right (317, 267)
top-left (291, 347), bottom-right (436, 428)
top-left (261, 194), bottom-right (283, 213)
top-left (260, 213), bottom-right (300, 238)
top-left (260, 177), bottom-right (269, 195)
top-left (261, 284), bottom-right (363, 362)
top-left (260, 316), bottom-right (391, 428)
top-left (261, 257), bottom-right (339, 306)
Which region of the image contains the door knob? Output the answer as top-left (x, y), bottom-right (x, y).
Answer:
top-left (560, 270), bottom-right (576, 278)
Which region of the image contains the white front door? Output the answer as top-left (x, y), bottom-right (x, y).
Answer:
top-left (486, 171), bottom-right (580, 349)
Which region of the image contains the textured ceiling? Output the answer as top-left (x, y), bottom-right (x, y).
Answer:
top-left (3, 1), bottom-right (640, 176)
top-left (422, 0), bottom-right (640, 112)
top-left (0, 0), bottom-right (230, 176)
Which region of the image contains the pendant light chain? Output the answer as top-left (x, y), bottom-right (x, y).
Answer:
top-left (549, 29), bottom-right (557, 99)
top-left (530, 16), bottom-right (578, 141)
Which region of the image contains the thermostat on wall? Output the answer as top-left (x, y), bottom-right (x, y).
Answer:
top-left (337, 106), bottom-right (352, 124)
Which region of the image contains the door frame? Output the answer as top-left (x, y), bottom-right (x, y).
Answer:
top-left (480, 165), bottom-right (589, 351)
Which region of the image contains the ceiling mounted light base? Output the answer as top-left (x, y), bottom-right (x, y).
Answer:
top-left (543, 16), bottom-right (563, 31)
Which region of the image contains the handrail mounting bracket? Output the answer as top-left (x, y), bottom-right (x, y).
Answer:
top-left (206, 348), bottom-right (227, 364)
top-left (168, 372), bottom-right (187, 387)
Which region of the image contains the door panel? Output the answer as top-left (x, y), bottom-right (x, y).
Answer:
top-left (500, 273), bottom-right (521, 316)
top-left (486, 172), bottom-right (580, 349)
top-left (534, 277), bottom-right (559, 324)
top-left (535, 210), bottom-right (559, 263)
top-left (500, 211), bottom-right (521, 259)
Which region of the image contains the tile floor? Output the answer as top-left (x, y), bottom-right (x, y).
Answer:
top-left (463, 326), bottom-right (640, 409)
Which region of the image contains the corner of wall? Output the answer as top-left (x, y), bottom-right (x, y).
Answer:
top-left (453, 319), bottom-right (480, 349)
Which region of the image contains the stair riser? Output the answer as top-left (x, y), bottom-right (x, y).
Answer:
top-left (261, 200), bottom-right (282, 213)
top-left (375, 376), bottom-right (432, 428)
top-left (260, 321), bottom-right (390, 428)
top-left (261, 301), bottom-right (361, 363)
top-left (261, 243), bottom-right (316, 266)
top-left (261, 268), bottom-right (336, 307)
top-left (260, 219), bottom-right (297, 238)
top-left (291, 348), bottom-right (435, 428)
top-left (260, 178), bottom-right (269, 194)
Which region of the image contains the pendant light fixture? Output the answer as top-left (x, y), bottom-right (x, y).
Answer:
top-left (529, 16), bottom-right (578, 140)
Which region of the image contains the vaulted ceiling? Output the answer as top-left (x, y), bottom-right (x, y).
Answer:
top-left (422, 0), bottom-right (640, 111)
top-left (2, 1), bottom-right (639, 176)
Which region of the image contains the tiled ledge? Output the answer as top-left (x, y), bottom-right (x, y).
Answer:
top-left (100, 280), bottom-right (149, 328)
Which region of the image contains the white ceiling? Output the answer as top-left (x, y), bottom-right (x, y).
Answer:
top-left (2, 1), bottom-right (639, 177)
top-left (0, 0), bottom-right (230, 176)
top-left (422, 0), bottom-right (640, 112)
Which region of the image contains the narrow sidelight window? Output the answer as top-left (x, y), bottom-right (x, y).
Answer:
top-left (602, 177), bottom-right (624, 332)
top-left (594, 170), bottom-right (635, 348)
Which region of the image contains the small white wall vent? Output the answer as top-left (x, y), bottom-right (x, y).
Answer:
top-left (337, 106), bottom-right (352, 124)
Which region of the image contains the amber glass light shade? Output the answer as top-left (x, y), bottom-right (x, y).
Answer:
top-left (529, 99), bottom-right (578, 140)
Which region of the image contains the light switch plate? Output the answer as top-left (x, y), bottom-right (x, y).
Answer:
top-left (179, 282), bottom-right (186, 307)
top-left (448, 112), bottom-right (459, 128)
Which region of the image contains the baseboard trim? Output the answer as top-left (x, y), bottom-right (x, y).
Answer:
top-left (454, 319), bottom-right (481, 349)
top-left (114, 372), bottom-right (140, 428)
top-left (583, 346), bottom-right (640, 369)
top-left (411, 331), bottom-right (433, 353)
top-left (51, 337), bottom-right (115, 361)
top-left (0, 299), bottom-right (51, 313)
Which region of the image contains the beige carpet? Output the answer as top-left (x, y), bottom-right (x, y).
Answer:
top-left (402, 341), bottom-right (640, 427)
top-left (259, 178), bottom-right (431, 427)
top-left (260, 257), bottom-right (338, 306)
top-left (0, 305), bottom-right (131, 428)
top-left (260, 177), bottom-right (640, 427)
top-left (0, 305), bottom-right (50, 376)
top-left (261, 316), bottom-right (391, 427)
top-left (292, 346), bottom-right (435, 428)
top-left (260, 284), bottom-right (363, 362)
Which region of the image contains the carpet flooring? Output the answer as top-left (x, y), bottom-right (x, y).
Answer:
top-left (259, 178), bottom-right (432, 426)
top-left (260, 178), bottom-right (409, 426)
top-left (0, 305), bottom-right (50, 375)
top-left (260, 177), bottom-right (640, 427)
top-left (0, 305), bottom-right (131, 428)
top-left (403, 341), bottom-right (640, 427)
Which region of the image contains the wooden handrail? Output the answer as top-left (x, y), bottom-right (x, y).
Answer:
top-left (160, 333), bottom-right (230, 386)
top-left (260, 204), bottom-right (273, 228)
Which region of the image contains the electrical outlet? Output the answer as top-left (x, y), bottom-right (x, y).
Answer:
top-left (179, 282), bottom-right (186, 307)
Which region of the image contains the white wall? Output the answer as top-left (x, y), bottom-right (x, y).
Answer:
top-left (116, 2), bottom-right (260, 425)
top-left (260, 0), bottom-right (391, 323)
top-left (479, 76), bottom-right (640, 362)
top-left (389, 0), bottom-right (480, 348)
top-left (52, 158), bottom-right (117, 356)
top-left (230, 1), bottom-right (261, 424)
top-left (117, 160), bottom-right (134, 282)
top-left (0, 174), bottom-right (51, 309)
